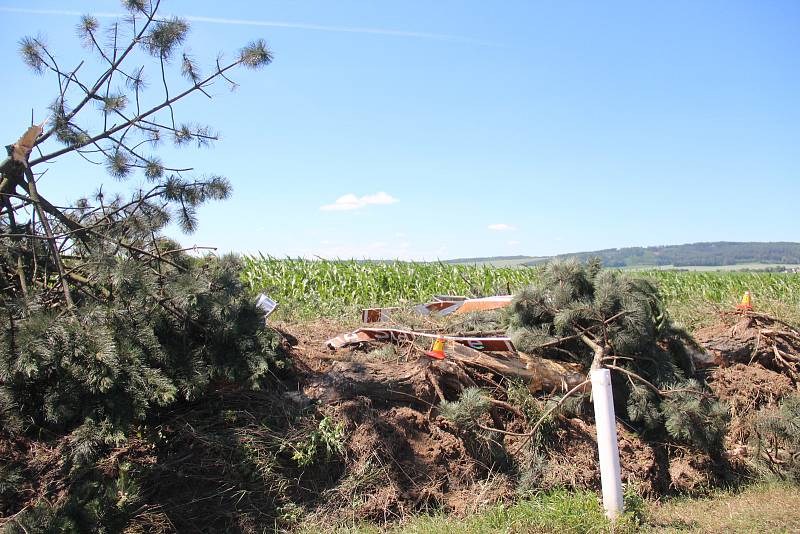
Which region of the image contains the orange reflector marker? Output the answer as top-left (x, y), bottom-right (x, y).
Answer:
top-left (425, 336), bottom-right (447, 360)
top-left (736, 291), bottom-right (753, 311)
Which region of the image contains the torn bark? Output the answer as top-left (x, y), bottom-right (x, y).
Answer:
top-left (447, 343), bottom-right (587, 393)
top-left (304, 342), bottom-right (587, 407)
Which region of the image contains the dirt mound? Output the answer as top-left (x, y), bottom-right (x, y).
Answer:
top-left (712, 363), bottom-right (793, 406)
top-left (291, 354), bottom-right (735, 519)
top-left (288, 311), bottom-right (800, 520)
top-left (533, 418), bottom-right (660, 491)
top-left (319, 399), bottom-right (513, 520)
top-left (694, 312), bottom-right (800, 384)
top-left (694, 312), bottom-right (799, 447)
top-left (524, 418), bottom-right (717, 496)
top-left (313, 398), bottom-right (715, 520)
top-left (710, 363), bottom-right (794, 445)
top-left (294, 314), bottom-right (793, 518)
top-left (695, 316), bottom-right (761, 364)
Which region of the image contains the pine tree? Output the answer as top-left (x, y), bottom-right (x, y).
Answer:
top-left (508, 260), bottom-right (728, 451)
top-left (0, 2), bottom-right (282, 529)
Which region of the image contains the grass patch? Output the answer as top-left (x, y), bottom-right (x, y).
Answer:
top-left (298, 489), bottom-right (641, 533)
top-left (296, 483), bottom-right (800, 533)
top-left (644, 482), bottom-right (800, 533)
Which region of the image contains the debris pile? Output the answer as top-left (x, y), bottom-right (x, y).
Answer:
top-left (301, 262), bottom-right (742, 518)
top-left (302, 263), bottom-right (800, 517)
top-left (694, 311), bottom-right (800, 481)
top-left (5, 263), bottom-right (799, 529)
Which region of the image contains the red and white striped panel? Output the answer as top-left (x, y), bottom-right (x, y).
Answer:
top-left (326, 327), bottom-right (515, 352)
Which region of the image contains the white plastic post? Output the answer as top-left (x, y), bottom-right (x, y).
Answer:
top-left (591, 368), bottom-right (623, 520)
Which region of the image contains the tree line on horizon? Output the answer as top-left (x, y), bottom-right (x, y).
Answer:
top-left (446, 242), bottom-right (800, 268)
top-left (539, 242), bottom-right (800, 268)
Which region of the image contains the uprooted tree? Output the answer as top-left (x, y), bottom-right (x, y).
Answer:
top-left (507, 260), bottom-right (728, 451)
top-left (0, 1), bottom-right (282, 528)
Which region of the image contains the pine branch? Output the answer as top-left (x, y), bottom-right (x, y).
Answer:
top-left (30, 56), bottom-right (250, 167)
top-left (511, 379), bottom-right (591, 455)
top-left (25, 167), bottom-right (73, 308)
top-left (33, 0), bottom-right (163, 148)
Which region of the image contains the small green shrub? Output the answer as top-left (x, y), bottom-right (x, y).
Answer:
top-left (439, 387), bottom-right (491, 430)
top-left (291, 416), bottom-right (347, 467)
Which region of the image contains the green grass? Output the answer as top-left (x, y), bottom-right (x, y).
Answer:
top-left (242, 256), bottom-right (800, 328)
top-left (294, 483), bottom-right (800, 534)
top-left (298, 489), bottom-right (641, 534)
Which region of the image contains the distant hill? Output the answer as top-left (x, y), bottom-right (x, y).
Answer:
top-left (447, 242), bottom-right (800, 269)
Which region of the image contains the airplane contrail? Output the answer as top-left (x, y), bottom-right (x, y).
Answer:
top-left (0, 6), bottom-right (494, 45)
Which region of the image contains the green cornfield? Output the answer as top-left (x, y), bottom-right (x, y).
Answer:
top-left (641, 270), bottom-right (800, 328)
top-left (643, 270), bottom-right (799, 306)
top-left (242, 255), bottom-right (800, 327)
top-left (242, 254), bottom-right (540, 316)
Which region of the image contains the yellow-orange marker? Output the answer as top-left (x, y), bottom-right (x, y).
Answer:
top-left (425, 336), bottom-right (447, 359)
top-left (736, 291), bottom-right (753, 311)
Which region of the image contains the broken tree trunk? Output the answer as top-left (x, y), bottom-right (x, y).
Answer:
top-left (304, 341), bottom-right (586, 406)
top-left (447, 343), bottom-right (587, 392)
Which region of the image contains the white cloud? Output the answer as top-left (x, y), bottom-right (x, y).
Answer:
top-left (507, 240), bottom-right (520, 245)
top-left (488, 223), bottom-right (515, 231)
top-left (320, 192), bottom-right (398, 211)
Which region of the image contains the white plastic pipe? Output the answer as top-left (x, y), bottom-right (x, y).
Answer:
top-left (591, 368), bottom-right (623, 520)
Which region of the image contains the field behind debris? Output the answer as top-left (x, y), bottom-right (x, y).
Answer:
top-left (243, 255), bottom-right (800, 328)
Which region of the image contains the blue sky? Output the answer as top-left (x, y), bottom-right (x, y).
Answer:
top-left (1, 1), bottom-right (798, 260)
